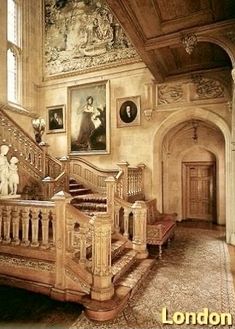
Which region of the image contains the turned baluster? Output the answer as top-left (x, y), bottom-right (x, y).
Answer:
top-left (21, 208), bottom-right (30, 246)
top-left (123, 207), bottom-right (130, 239)
top-left (11, 206), bottom-right (20, 245)
top-left (38, 154), bottom-right (42, 173)
top-left (79, 226), bottom-right (88, 264)
top-left (128, 172), bottom-right (133, 196)
top-left (40, 208), bottom-right (50, 249)
top-left (34, 152), bottom-right (39, 169)
top-left (135, 171), bottom-right (139, 194)
top-left (31, 209), bottom-right (40, 247)
top-left (24, 140), bottom-right (29, 161)
top-left (12, 129), bottom-right (19, 152)
top-left (3, 206), bottom-right (11, 244)
top-left (51, 210), bottom-right (56, 247)
top-left (114, 206), bottom-right (120, 233)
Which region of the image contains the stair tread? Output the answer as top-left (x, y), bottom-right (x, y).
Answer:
top-left (73, 201), bottom-right (107, 206)
top-left (72, 194), bottom-right (107, 201)
top-left (69, 183), bottom-right (84, 188)
top-left (115, 259), bottom-right (155, 289)
top-left (112, 249), bottom-right (137, 277)
top-left (70, 188), bottom-right (91, 192)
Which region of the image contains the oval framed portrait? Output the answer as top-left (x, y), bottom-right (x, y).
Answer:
top-left (119, 100), bottom-right (137, 124)
top-left (117, 96), bottom-right (140, 128)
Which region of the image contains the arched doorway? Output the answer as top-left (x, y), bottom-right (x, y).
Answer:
top-left (161, 120), bottom-right (225, 224)
top-left (152, 108), bottom-right (231, 241)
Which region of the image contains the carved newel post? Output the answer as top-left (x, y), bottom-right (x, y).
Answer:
top-left (91, 213), bottom-right (114, 301)
top-left (51, 191), bottom-right (72, 300)
top-left (132, 201), bottom-right (148, 259)
top-left (59, 156), bottom-right (70, 192)
top-left (117, 161), bottom-right (129, 201)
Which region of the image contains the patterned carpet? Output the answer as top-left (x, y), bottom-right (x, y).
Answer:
top-left (71, 227), bottom-right (235, 329)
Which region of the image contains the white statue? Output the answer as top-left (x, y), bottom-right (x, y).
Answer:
top-left (9, 156), bottom-right (19, 195)
top-left (0, 145), bottom-right (10, 196)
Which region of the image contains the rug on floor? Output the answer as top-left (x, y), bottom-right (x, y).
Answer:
top-left (70, 227), bottom-right (235, 329)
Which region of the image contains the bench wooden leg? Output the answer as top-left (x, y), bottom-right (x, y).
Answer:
top-left (159, 245), bottom-right (162, 259)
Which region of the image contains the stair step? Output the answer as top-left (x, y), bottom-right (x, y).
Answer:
top-left (69, 178), bottom-right (78, 183)
top-left (115, 258), bottom-right (155, 297)
top-left (112, 249), bottom-right (137, 283)
top-left (111, 239), bottom-right (128, 259)
top-left (72, 194), bottom-right (107, 203)
top-left (69, 183), bottom-right (84, 189)
top-left (70, 188), bottom-right (91, 195)
top-left (72, 202), bottom-right (107, 211)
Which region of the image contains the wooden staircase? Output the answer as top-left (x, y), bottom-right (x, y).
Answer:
top-left (68, 177), bottom-right (155, 321)
top-left (70, 178), bottom-right (107, 216)
top-left (0, 105), bottom-right (153, 321)
top-left (82, 236), bottom-right (154, 321)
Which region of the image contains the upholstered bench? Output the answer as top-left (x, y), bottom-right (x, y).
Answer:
top-left (146, 199), bottom-right (177, 258)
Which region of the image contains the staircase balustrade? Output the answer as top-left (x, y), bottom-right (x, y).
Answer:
top-left (0, 199), bottom-right (55, 249)
top-left (70, 158), bottom-right (118, 195)
top-left (0, 107), bottom-right (68, 197)
top-left (0, 192), bottom-right (100, 301)
top-left (116, 161), bottom-right (145, 202)
top-left (113, 197), bottom-right (148, 258)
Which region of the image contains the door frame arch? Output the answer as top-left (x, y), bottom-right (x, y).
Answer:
top-left (152, 107), bottom-right (232, 242)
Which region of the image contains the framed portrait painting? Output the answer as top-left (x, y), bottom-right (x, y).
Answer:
top-left (68, 80), bottom-right (110, 155)
top-left (46, 105), bottom-right (66, 133)
top-left (117, 96), bottom-right (141, 128)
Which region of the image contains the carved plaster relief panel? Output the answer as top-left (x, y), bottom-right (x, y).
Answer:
top-left (190, 74), bottom-right (225, 100)
top-left (157, 84), bottom-right (185, 105)
top-left (44, 0), bottom-right (140, 77)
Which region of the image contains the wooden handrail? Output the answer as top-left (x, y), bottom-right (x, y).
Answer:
top-left (69, 156), bottom-right (119, 175)
top-left (0, 199), bottom-right (55, 207)
top-left (0, 105), bottom-right (42, 152)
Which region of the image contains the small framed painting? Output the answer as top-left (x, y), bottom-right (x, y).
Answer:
top-left (46, 105), bottom-right (66, 133)
top-left (117, 96), bottom-right (141, 127)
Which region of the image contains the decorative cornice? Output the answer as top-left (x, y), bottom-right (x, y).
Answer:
top-left (43, 57), bottom-right (142, 82)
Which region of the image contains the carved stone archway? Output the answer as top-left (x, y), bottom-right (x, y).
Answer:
top-left (152, 107), bottom-right (232, 243)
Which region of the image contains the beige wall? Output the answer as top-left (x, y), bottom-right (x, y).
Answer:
top-left (41, 66), bottom-right (231, 202)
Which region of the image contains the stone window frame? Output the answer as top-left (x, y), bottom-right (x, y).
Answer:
top-left (7, 0), bottom-right (22, 106)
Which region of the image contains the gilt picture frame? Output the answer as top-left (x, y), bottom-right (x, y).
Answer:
top-left (68, 80), bottom-right (110, 155)
top-left (117, 96), bottom-right (141, 128)
top-left (46, 105), bottom-right (66, 134)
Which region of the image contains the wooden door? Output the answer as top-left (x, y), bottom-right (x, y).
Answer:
top-left (182, 162), bottom-right (216, 221)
